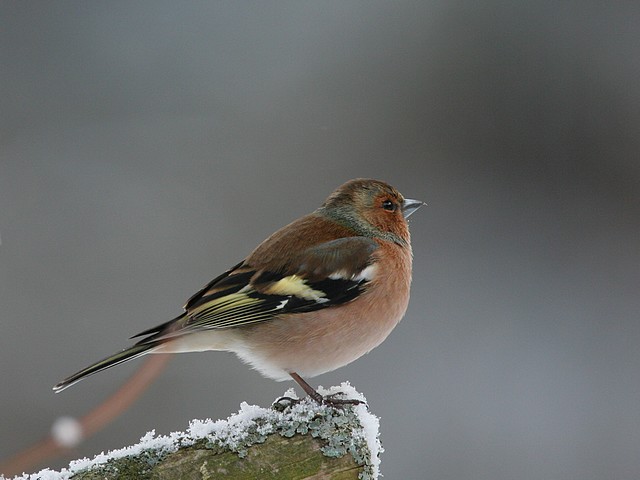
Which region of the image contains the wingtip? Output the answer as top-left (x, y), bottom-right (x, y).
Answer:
top-left (52, 382), bottom-right (67, 394)
top-left (53, 377), bottom-right (80, 393)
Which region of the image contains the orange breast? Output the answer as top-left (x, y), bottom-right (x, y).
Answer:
top-left (234, 240), bottom-right (413, 381)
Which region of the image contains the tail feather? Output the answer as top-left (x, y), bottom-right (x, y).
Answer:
top-left (52, 342), bottom-right (159, 393)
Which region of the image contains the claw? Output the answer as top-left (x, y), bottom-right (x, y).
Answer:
top-left (320, 392), bottom-right (365, 408)
top-left (287, 373), bottom-right (366, 409)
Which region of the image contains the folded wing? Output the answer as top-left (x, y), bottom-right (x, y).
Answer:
top-left (133, 237), bottom-right (379, 344)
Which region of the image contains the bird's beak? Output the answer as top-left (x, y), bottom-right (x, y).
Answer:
top-left (402, 198), bottom-right (426, 218)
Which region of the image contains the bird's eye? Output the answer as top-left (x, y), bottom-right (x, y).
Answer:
top-left (382, 200), bottom-right (396, 211)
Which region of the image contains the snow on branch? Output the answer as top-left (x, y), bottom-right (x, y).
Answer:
top-left (8, 383), bottom-right (382, 480)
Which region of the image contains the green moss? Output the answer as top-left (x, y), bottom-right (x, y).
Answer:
top-left (71, 449), bottom-right (168, 479)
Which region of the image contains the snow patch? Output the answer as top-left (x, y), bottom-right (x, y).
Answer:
top-left (5, 383), bottom-right (381, 480)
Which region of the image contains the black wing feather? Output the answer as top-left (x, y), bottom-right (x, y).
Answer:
top-left (133, 237), bottom-right (378, 342)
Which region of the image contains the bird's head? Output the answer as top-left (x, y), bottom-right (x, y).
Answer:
top-left (320, 178), bottom-right (424, 245)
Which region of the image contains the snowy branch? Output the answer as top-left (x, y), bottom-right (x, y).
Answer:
top-left (9, 384), bottom-right (382, 480)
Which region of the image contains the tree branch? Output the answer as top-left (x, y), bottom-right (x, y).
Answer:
top-left (16, 384), bottom-right (382, 480)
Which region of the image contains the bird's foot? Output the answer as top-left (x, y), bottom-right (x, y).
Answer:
top-left (272, 391), bottom-right (364, 411)
top-left (319, 391), bottom-right (365, 408)
top-left (286, 373), bottom-right (366, 409)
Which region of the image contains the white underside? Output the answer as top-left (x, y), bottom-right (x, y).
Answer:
top-left (154, 329), bottom-right (292, 381)
top-left (230, 345), bottom-right (295, 381)
top-left (156, 330), bottom-right (239, 354)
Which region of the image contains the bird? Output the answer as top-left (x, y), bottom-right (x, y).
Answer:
top-left (53, 178), bottom-right (424, 404)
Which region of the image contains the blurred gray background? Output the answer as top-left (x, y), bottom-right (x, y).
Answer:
top-left (1, 2), bottom-right (639, 479)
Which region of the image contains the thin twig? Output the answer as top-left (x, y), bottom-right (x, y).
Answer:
top-left (0, 354), bottom-right (172, 477)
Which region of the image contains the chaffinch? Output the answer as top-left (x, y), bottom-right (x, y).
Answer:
top-left (53, 179), bottom-right (424, 404)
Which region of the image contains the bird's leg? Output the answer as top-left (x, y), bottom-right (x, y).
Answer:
top-left (290, 372), bottom-right (324, 403)
top-left (289, 372), bottom-right (363, 407)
